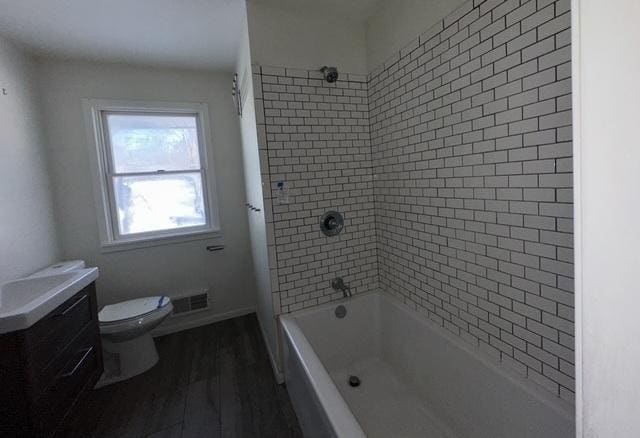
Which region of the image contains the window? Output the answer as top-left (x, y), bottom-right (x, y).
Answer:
top-left (83, 100), bottom-right (220, 251)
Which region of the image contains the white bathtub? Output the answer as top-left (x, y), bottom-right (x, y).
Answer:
top-left (280, 291), bottom-right (574, 438)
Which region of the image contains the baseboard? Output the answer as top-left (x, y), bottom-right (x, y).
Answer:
top-left (151, 306), bottom-right (256, 337)
top-left (257, 317), bottom-right (284, 384)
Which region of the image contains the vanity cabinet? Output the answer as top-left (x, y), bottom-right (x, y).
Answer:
top-left (0, 282), bottom-right (103, 437)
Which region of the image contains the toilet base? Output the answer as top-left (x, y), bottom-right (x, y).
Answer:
top-left (95, 334), bottom-right (159, 388)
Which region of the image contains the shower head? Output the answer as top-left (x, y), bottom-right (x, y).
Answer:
top-left (320, 66), bottom-right (339, 83)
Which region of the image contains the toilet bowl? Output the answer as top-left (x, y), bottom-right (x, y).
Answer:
top-left (97, 296), bottom-right (173, 387)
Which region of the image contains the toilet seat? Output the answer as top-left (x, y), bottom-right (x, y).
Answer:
top-left (100, 296), bottom-right (170, 323)
top-left (96, 296), bottom-right (173, 387)
top-left (99, 296), bottom-right (173, 335)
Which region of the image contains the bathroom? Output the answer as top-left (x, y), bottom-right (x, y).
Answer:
top-left (0, 0), bottom-right (636, 436)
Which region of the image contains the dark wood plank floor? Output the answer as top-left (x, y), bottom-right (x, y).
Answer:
top-left (57, 314), bottom-right (302, 438)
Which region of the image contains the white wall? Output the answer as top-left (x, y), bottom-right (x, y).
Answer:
top-left (573, 0), bottom-right (640, 436)
top-left (236, 18), bottom-right (280, 374)
top-left (247, 0), bottom-right (471, 79)
top-left (0, 37), bottom-right (59, 284)
top-left (36, 60), bottom-right (256, 328)
top-left (246, 1), bottom-right (368, 74)
top-left (365, 0), bottom-right (466, 71)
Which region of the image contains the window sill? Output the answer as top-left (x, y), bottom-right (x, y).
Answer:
top-left (100, 229), bottom-right (223, 254)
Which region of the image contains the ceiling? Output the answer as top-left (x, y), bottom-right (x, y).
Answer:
top-left (0, 0), bottom-right (246, 71)
top-left (0, 0), bottom-right (382, 70)
top-left (250, 0), bottom-right (381, 20)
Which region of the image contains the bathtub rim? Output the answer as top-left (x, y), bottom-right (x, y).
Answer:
top-left (281, 305), bottom-right (368, 438)
top-left (377, 290), bottom-right (574, 421)
top-left (281, 289), bottom-right (574, 427)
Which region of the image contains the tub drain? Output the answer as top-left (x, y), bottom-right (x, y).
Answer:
top-left (348, 375), bottom-right (361, 387)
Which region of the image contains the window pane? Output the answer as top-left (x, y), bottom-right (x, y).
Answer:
top-left (113, 173), bottom-right (206, 235)
top-left (106, 113), bottom-right (201, 173)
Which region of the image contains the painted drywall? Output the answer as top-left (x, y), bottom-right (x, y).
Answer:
top-left (0, 37), bottom-right (59, 284)
top-left (0, 0), bottom-right (246, 71)
top-left (36, 60), bottom-right (256, 327)
top-left (236, 18), bottom-right (280, 373)
top-left (246, 1), bottom-right (368, 75)
top-left (365, 0), bottom-right (467, 71)
top-left (573, 0), bottom-right (640, 435)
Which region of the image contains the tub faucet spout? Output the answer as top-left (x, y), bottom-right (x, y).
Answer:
top-left (331, 277), bottom-right (352, 298)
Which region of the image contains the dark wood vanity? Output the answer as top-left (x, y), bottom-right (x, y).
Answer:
top-left (0, 282), bottom-right (103, 437)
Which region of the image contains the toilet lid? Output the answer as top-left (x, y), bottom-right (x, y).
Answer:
top-left (99, 296), bottom-right (170, 323)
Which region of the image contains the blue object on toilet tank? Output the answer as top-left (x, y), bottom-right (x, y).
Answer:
top-left (157, 296), bottom-right (167, 309)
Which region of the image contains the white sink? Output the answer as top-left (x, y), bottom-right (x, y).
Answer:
top-left (0, 267), bottom-right (99, 334)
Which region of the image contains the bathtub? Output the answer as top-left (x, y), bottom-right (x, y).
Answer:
top-left (280, 291), bottom-right (574, 438)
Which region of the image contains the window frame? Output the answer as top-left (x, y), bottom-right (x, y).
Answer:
top-left (83, 99), bottom-right (222, 252)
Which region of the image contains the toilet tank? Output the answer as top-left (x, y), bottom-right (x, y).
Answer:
top-left (28, 260), bottom-right (86, 277)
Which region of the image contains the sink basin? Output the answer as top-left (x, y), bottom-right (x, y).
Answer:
top-left (0, 267), bottom-right (99, 334)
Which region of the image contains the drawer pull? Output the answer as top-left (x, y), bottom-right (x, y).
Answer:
top-left (58, 294), bottom-right (88, 317)
top-left (62, 346), bottom-right (93, 378)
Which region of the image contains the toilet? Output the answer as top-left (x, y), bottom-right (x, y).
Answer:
top-left (27, 260), bottom-right (173, 386)
top-left (97, 296), bottom-right (173, 387)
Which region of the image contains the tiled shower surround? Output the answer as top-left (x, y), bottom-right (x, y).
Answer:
top-left (254, 68), bottom-right (379, 314)
top-left (370, 0), bottom-right (573, 400)
top-left (254, 0), bottom-right (573, 401)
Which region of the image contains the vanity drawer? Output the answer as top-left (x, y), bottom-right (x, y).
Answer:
top-left (26, 284), bottom-right (96, 374)
top-left (31, 325), bottom-right (101, 435)
top-left (0, 279), bottom-right (102, 438)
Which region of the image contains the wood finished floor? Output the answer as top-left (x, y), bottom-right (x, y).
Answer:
top-left (57, 314), bottom-right (302, 438)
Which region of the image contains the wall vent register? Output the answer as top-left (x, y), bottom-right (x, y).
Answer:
top-left (171, 292), bottom-right (209, 315)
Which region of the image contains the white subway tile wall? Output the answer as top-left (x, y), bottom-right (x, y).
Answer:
top-left (254, 0), bottom-right (572, 401)
top-left (369, 0), bottom-right (573, 401)
top-left (254, 68), bottom-right (379, 314)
